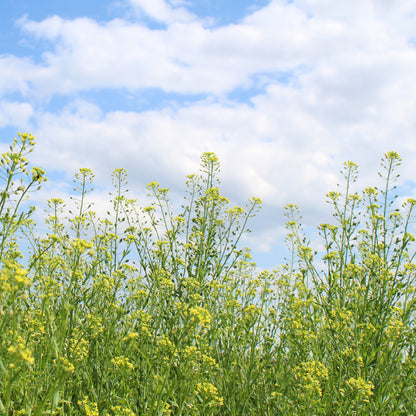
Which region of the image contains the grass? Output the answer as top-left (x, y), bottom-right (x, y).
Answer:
top-left (0, 133), bottom-right (416, 415)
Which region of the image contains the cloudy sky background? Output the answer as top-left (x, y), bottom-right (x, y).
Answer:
top-left (1, 0), bottom-right (416, 268)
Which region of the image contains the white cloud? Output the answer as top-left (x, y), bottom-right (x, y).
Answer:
top-left (128, 0), bottom-right (196, 24)
top-left (0, 55), bottom-right (35, 96)
top-left (0, 101), bottom-right (34, 127)
top-left (18, 14), bottom-right (64, 40)
top-left (6, 0), bottom-right (415, 100)
top-left (2, 3), bottom-right (354, 95)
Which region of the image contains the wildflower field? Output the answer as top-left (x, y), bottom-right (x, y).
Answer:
top-left (1, 133), bottom-right (416, 415)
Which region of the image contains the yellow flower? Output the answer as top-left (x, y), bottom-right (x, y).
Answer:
top-left (189, 306), bottom-right (212, 328)
top-left (347, 377), bottom-right (374, 401)
top-left (8, 342), bottom-right (34, 365)
top-left (111, 356), bottom-right (134, 370)
top-left (78, 397), bottom-right (99, 416)
top-left (295, 360), bottom-right (329, 397)
top-left (194, 382), bottom-right (224, 407)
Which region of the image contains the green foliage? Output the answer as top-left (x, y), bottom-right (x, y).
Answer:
top-left (0, 134), bottom-right (415, 415)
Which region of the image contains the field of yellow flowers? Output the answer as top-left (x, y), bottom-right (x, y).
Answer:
top-left (1, 133), bottom-right (416, 415)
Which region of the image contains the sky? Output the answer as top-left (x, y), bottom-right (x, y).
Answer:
top-left (1, 0), bottom-right (416, 269)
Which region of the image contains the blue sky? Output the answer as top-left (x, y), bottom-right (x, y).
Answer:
top-left (1, 0), bottom-right (416, 269)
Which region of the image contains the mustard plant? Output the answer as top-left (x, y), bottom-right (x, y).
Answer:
top-left (275, 151), bottom-right (416, 415)
top-left (1, 134), bottom-right (415, 416)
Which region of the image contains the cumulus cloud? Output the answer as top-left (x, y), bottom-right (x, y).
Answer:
top-left (0, 55), bottom-right (35, 96)
top-left (0, 101), bottom-right (34, 127)
top-left (6, 0), bottom-right (416, 100)
top-left (5, 1), bottom-right (381, 96)
top-left (128, 0), bottom-right (196, 24)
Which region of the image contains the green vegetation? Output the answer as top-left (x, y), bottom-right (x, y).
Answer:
top-left (1, 133), bottom-right (416, 415)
